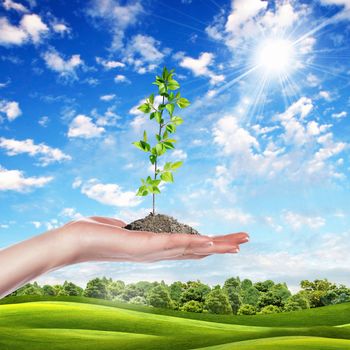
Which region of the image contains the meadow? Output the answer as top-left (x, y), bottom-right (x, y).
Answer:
top-left (1, 296), bottom-right (350, 349)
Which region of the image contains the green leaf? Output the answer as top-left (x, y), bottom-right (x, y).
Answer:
top-left (168, 79), bottom-right (180, 90)
top-left (166, 103), bottom-right (175, 116)
top-left (163, 141), bottom-right (175, 150)
top-left (136, 185), bottom-right (149, 196)
top-left (143, 130), bottom-right (147, 142)
top-left (161, 172), bottom-right (174, 183)
top-left (163, 138), bottom-right (176, 143)
top-left (146, 176), bottom-right (153, 184)
top-left (132, 141), bottom-right (150, 152)
top-left (166, 124), bottom-right (176, 133)
top-left (155, 133), bottom-right (161, 142)
top-left (177, 97), bottom-right (190, 108)
top-left (151, 179), bottom-right (161, 186)
top-left (150, 112), bottom-right (155, 120)
top-left (158, 83), bottom-right (167, 94)
top-left (155, 112), bottom-right (162, 123)
top-left (171, 116), bottom-right (183, 125)
top-left (168, 92), bottom-right (174, 101)
top-left (171, 161), bottom-right (183, 170)
top-left (149, 154), bottom-right (157, 164)
top-left (149, 185), bottom-right (161, 194)
top-left (163, 129), bottom-right (169, 139)
top-left (175, 91), bottom-right (181, 99)
top-left (138, 103), bottom-right (151, 113)
top-left (149, 93), bottom-right (154, 104)
top-left (163, 162), bottom-right (172, 171)
top-left (155, 143), bottom-right (166, 156)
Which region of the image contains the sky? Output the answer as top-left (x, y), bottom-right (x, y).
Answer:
top-left (0, 0), bottom-right (349, 292)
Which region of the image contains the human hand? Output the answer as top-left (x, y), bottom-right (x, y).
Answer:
top-left (63, 216), bottom-right (250, 264)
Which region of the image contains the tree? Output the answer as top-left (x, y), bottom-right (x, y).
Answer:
top-left (132, 67), bottom-right (190, 215)
top-left (241, 286), bottom-right (260, 307)
top-left (42, 284), bottom-right (56, 296)
top-left (287, 293), bottom-right (310, 310)
top-left (204, 288), bottom-right (232, 315)
top-left (254, 280), bottom-right (275, 293)
top-left (15, 282), bottom-right (43, 296)
top-left (147, 285), bottom-right (173, 308)
top-left (169, 281), bottom-right (185, 303)
top-left (180, 300), bottom-right (203, 313)
top-left (224, 277), bottom-right (241, 292)
top-left (257, 291), bottom-right (284, 309)
top-left (225, 289), bottom-right (242, 314)
top-left (62, 281), bottom-right (83, 296)
top-left (106, 280), bottom-right (125, 299)
top-left (241, 279), bottom-right (253, 290)
top-left (129, 296), bottom-right (147, 305)
top-left (237, 304), bottom-right (256, 315)
top-left (300, 279), bottom-right (336, 308)
top-left (180, 281), bottom-right (211, 305)
top-left (259, 305), bottom-right (281, 314)
top-left (84, 278), bottom-right (108, 299)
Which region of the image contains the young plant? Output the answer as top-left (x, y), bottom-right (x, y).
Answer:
top-left (132, 67), bottom-right (190, 215)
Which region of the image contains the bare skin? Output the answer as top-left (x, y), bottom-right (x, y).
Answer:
top-left (0, 216), bottom-right (249, 299)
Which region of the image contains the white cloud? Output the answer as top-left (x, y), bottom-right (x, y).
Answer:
top-left (114, 74), bottom-right (129, 83)
top-left (0, 166), bottom-right (53, 192)
top-left (320, 0), bottom-right (350, 20)
top-left (31, 221), bottom-right (41, 229)
top-left (38, 115), bottom-right (49, 127)
top-left (68, 114), bottom-right (105, 139)
top-left (0, 14), bottom-right (49, 46)
top-left (20, 13), bottom-right (49, 43)
top-left (79, 179), bottom-right (142, 207)
top-left (282, 211), bottom-right (326, 230)
top-left (179, 52), bottom-right (224, 85)
top-left (213, 115), bottom-right (259, 155)
top-left (96, 57), bottom-right (125, 69)
top-left (3, 0), bottom-right (28, 13)
top-left (215, 208), bottom-right (253, 225)
top-left (171, 149), bottom-right (187, 160)
top-left (87, 0), bottom-right (143, 50)
top-left (0, 137), bottom-right (71, 166)
top-left (124, 34), bottom-right (166, 74)
top-left (60, 207), bottom-right (83, 220)
top-left (100, 94), bottom-right (116, 101)
top-left (212, 97), bottom-right (346, 184)
top-left (319, 90), bottom-right (332, 101)
top-left (52, 22), bottom-right (71, 36)
top-left (43, 49), bottom-right (83, 80)
top-left (332, 111), bottom-right (347, 119)
top-left (0, 100), bottom-right (21, 121)
top-left (306, 73), bottom-right (321, 87)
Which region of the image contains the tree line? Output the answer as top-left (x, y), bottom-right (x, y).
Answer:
top-left (7, 277), bottom-right (350, 315)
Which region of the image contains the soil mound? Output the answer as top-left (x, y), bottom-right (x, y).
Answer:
top-left (124, 213), bottom-right (199, 235)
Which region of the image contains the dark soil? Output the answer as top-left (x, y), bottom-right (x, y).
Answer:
top-left (124, 213), bottom-right (200, 234)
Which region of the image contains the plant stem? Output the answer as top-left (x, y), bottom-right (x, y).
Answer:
top-left (152, 95), bottom-right (165, 215)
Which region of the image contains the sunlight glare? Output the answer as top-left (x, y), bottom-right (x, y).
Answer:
top-left (255, 38), bottom-right (295, 76)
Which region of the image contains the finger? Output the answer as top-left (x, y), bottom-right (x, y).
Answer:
top-left (152, 254), bottom-right (211, 262)
top-left (212, 232), bottom-right (249, 245)
top-left (88, 216), bottom-right (127, 227)
top-left (192, 242), bottom-right (240, 255)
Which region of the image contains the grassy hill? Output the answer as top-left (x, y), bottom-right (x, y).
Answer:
top-left (1, 296), bottom-right (350, 349)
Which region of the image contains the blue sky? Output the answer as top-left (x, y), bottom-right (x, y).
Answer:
top-left (0, 0), bottom-right (349, 292)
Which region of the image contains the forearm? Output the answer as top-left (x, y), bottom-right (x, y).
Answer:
top-left (0, 228), bottom-right (80, 299)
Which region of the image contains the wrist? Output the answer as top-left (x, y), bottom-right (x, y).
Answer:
top-left (48, 226), bottom-right (83, 268)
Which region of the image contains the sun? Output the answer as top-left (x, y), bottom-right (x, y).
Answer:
top-left (254, 38), bottom-right (295, 77)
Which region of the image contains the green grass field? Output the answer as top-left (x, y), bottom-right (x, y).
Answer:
top-left (1, 296), bottom-right (350, 349)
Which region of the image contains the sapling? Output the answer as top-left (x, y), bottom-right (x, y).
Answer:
top-left (132, 67), bottom-right (190, 216)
